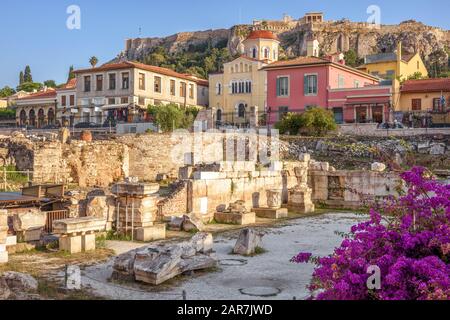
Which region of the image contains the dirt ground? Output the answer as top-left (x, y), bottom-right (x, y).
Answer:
top-left (0, 210), bottom-right (363, 300)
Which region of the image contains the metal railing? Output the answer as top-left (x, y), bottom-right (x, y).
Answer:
top-left (45, 210), bottom-right (70, 234)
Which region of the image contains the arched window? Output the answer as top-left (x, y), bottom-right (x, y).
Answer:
top-left (48, 108), bottom-right (55, 125)
top-left (216, 109), bottom-right (222, 122)
top-left (263, 47), bottom-right (270, 59)
top-left (38, 108), bottom-right (45, 128)
top-left (19, 110), bottom-right (27, 126)
top-left (252, 47), bottom-right (258, 59)
top-left (238, 103), bottom-right (246, 118)
top-left (231, 67), bottom-right (234, 73)
top-left (240, 62), bottom-right (243, 73)
top-left (216, 83), bottom-right (222, 95)
top-left (29, 109), bottom-right (36, 127)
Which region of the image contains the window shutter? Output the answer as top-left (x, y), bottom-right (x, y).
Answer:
top-left (304, 75), bottom-right (308, 95)
top-left (276, 78), bottom-right (280, 96)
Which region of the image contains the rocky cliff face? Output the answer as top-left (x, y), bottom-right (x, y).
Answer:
top-left (118, 19), bottom-right (449, 70)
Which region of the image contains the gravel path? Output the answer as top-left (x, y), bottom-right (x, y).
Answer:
top-left (81, 212), bottom-right (365, 300)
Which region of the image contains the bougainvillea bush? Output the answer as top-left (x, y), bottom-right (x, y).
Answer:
top-left (293, 167), bottom-right (449, 300)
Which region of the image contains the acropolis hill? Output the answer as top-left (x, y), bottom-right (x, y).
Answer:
top-left (119, 13), bottom-right (450, 66)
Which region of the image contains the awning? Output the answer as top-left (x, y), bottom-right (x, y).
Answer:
top-left (101, 104), bottom-right (131, 111)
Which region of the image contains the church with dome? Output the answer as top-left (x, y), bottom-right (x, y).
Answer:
top-left (208, 30), bottom-right (280, 126)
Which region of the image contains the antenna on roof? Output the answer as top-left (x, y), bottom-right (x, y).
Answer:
top-left (138, 26), bottom-right (142, 37)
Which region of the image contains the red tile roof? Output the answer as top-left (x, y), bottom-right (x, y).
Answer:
top-left (58, 78), bottom-right (77, 90)
top-left (401, 78), bottom-right (450, 93)
top-left (245, 30), bottom-right (279, 41)
top-left (73, 61), bottom-right (208, 85)
top-left (264, 56), bottom-right (328, 68)
top-left (17, 89), bottom-right (57, 101)
top-left (263, 56), bottom-right (379, 81)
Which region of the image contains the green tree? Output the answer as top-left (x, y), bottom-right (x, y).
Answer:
top-left (147, 104), bottom-right (198, 132)
top-left (0, 86), bottom-right (15, 98)
top-left (24, 65), bottom-right (32, 83)
top-left (89, 56), bottom-right (99, 67)
top-left (68, 65), bottom-right (75, 81)
top-left (275, 107), bottom-right (337, 136)
top-left (301, 107), bottom-right (337, 136)
top-left (44, 80), bottom-right (57, 88)
top-left (274, 113), bottom-right (305, 135)
top-left (344, 49), bottom-right (363, 68)
top-left (16, 82), bottom-right (43, 93)
top-left (19, 71), bottom-right (24, 85)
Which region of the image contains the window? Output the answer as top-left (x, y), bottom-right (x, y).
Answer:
top-left (238, 103), bottom-right (246, 118)
top-left (386, 70), bottom-right (395, 79)
top-left (109, 74), bottom-right (116, 90)
top-left (433, 98), bottom-right (441, 111)
top-left (411, 99), bottom-right (422, 111)
top-left (216, 83), bottom-right (222, 95)
top-left (231, 81), bottom-right (238, 94)
top-left (121, 97), bottom-right (129, 104)
top-left (231, 80), bottom-right (252, 94)
top-left (170, 80), bottom-right (176, 96)
top-left (154, 76), bottom-right (162, 93)
top-left (122, 72), bottom-right (129, 89)
top-left (354, 80), bottom-right (360, 88)
top-left (338, 75), bottom-right (345, 88)
top-left (69, 95), bottom-right (75, 106)
top-left (180, 82), bottom-right (186, 98)
top-left (278, 106), bottom-right (289, 121)
top-left (263, 47), bottom-right (270, 59)
top-left (189, 84), bottom-right (194, 99)
top-left (84, 76), bottom-right (91, 92)
top-left (61, 95), bottom-right (67, 107)
top-left (277, 77), bottom-right (289, 97)
top-left (139, 73), bottom-right (145, 90)
top-left (304, 74), bottom-right (318, 95)
top-left (417, 61), bottom-right (420, 70)
top-left (252, 47), bottom-right (257, 59)
top-left (108, 98), bottom-right (116, 105)
top-left (245, 81), bottom-right (252, 93)
top-left (96, 75), bottom-right (103, 91)
top-left (138, 96), bottom-right (145, 106)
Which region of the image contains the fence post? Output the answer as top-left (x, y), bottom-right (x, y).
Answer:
top-left (3, 166), bottom-right (6, 191)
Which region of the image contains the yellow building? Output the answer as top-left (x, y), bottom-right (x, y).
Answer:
top-left (357, 42), bottom-right (428, 111)
top-left (399, 78), bottom-right (450, 126)
top-left (209, 30), bottom-right (280, 125)
top-left (0, 99), bottom-right (7, 109)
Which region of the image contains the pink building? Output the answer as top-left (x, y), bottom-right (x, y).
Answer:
top-left (263, 56), bottom-right (392, 124)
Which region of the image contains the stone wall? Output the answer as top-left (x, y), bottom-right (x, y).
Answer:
top-left (308, 162), bottom-right (401, 209)
top-left (339, 124), bottom-right (450, 137)
top-left (157, 181), bottom-right (189, 219)
top-left (186, 161), bottom-right (300, 217)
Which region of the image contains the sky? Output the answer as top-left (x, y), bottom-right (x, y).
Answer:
top-left (0, 0), bottom-right (448, 88)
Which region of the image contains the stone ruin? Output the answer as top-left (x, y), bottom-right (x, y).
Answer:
top-left (111, 181), bottom-right (166, 242)
top-left (53, 217), bottom-right (106, 254)
top-left (112, 233), bottom-right (216, 285)
top-left (0, 210), bottom-right (8, 264)
top-left (215, 201), bottom-right (256, 226)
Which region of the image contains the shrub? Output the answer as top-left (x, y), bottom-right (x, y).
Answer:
top-left (274, 107), bottom-right (337, 136)
top-left (147, 104), bottom-right (198, 132)
top-left (293, 167), bottom-right (450, 300)
top-left (301, 107), bottom-right (337, 136)
top-left (274, 113), bottom-right (304, 135)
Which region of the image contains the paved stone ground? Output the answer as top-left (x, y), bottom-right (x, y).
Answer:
top-left (81, 213), bottom-right (366, 300)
